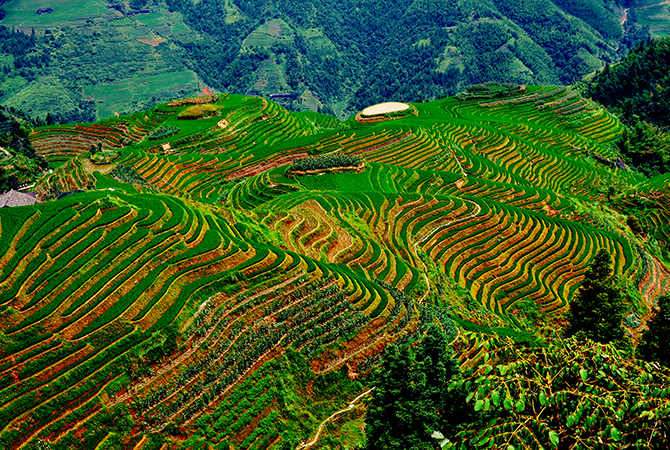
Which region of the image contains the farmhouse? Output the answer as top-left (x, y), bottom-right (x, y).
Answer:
top-left (0, 189), bottom-right (37, 207)
top-left (269, 92), bottom-right (298, 100)
top-left (35, 8), bottom-right (54, 14)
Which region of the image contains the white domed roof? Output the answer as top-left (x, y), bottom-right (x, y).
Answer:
top-left (361, 102), bottom-right (410, 116)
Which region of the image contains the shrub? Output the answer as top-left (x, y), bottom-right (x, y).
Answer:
top-left (288, 154), bottom-right (362, 173)
top-left (111, 164), bottom-right (147, 185)
top-left (147, 126), bottom-right (180, 140)
top-left (177, 105), bottom-right (220, 120)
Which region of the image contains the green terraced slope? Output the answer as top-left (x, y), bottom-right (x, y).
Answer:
top-left (1, 85), bottom-right (669, 449)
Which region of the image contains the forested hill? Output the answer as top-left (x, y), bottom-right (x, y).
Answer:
top-left (0, 0), bottom-right (648, 120)
top-left (586, 37), bottom-right (670, 177)
top-left (588, 37), bottom-right (670, 128)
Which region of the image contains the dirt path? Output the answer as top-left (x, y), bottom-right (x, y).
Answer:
top-left (635, 0), bottom-right (670, 9)
top-left (313, 334), bottom-right (387, 375)
top-left (296, 388), bottom-right (375, 449)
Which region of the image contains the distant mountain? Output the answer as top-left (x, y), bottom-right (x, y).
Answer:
top-left (0, 0), bottom-right (649, 119)
top-left (584, 37), bottom-right (670, 178)
top-left (588, 37), bottom-right (670, 129)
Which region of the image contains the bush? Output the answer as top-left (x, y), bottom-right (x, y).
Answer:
top-left (147, 126), bottom-right (180, 140)
top-left (177, 105), bottom-right (219, 120)
top-left (111, 165), bottom-right (147, 185)
top-left (288, 154), bottom-right (362, 173)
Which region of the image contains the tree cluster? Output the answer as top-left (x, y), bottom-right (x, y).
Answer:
top-left (111, 165), bottom-right (147, 185)
top-left (588, 38), bottom-right (670, 129)
top-left (566, 249), bottom-right (628, 346)
top-left (587, 38), bottom-right (670, 177)
top-left (289, 154), bottom-right (361, 173)
top-left (365, 325), bottom-right (473, 450)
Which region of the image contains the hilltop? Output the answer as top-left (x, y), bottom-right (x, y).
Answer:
top-left (0, 0), bottom-right (653, 121)
top-left (0, 84), bottom-right (669, 449)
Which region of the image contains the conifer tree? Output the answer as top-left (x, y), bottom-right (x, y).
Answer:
top-left (566, 249), bottom-right (627, 345)
top-left (638, 295), bottom-right (670, 367)
top-left (365, 325), bottom-right (466, 450)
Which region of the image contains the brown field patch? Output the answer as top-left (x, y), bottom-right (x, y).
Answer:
top-left (81, 157), bottom-right (114, 175)
top-left (138, 37), bottom-right (167, 47)
top-left (267, 20), bottom-right (281, 36)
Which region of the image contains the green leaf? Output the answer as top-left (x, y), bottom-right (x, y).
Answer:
top-left (611, 427), bottom-right (621, 441)
top-left (508, 446), bottom-right (515, 450)
top-left (492, 390), bottom-right (500, 406)
top-left (503, 398), bottom-right (513, 410)
top-left (500, 365), bottom-right (509, 376)
top-left (580, 368), bottom-right (588, 382)
top-left (539, 391), bottom-right (547, 406)
top-left (515, 399), bottom-right (525, 412)
top-left (474, 400), bottom-right (484, 411)
top-left (549, 431), bottom-right (559, 448)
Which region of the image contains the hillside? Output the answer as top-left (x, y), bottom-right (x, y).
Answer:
top-left (0, 84), bottom-right (669, 449)
top-left (0, 0), bottom-right (652, 121)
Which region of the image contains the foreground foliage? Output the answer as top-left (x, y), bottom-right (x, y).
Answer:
top-left (448, 337), bottom-right (670, 449)
top-left (365, 325), bottom-right (471, 450)
top-left (566, 249), bottom-right (628, 346)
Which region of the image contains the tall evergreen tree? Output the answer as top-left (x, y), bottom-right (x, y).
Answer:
top-left (566, 249), bottom-right (627, 345)
top-left (365, 325), bottom-right (466, 450)
top-left (638, 295), bottom-right (670, 367)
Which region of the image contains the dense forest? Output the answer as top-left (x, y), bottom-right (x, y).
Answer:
top-left (0, 0), bottom-right (649, 119)
top-left (165, 0), bottom-right (638, 114)
top-left (588, 38), bottom-right (670, 128)
top-left (0, 106), bottom-right (46, 190)
top-left (587, 37), bottom-right (670, 177)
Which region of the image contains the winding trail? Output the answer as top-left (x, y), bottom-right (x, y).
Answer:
top-left (296, 388), bottom-right (375, 449)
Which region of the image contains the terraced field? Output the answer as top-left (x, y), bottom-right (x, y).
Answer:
top-left (2, 86), bottom-right (668, 449)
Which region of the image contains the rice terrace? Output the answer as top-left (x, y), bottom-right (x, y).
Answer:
top-left (1, 81), bottom-right (670, 449)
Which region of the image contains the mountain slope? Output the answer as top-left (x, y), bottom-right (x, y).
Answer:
top-left (0, 0), bottom-right (644, 120)
top-left (1, 85), bottom-right (669, 448)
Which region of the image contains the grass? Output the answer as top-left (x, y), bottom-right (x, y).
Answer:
top-left (242, 18), bottom-right (295, 47)
top-left (0, 0), bottom-right (113, 31)
top-left (83, 71), bottom-right (201, 118)
top-left (178, 104), bottom-right (220, 120)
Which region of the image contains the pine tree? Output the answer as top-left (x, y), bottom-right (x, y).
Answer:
top-left (566, 249), bottom-right (627, 345)
top-left (365, 325), bottom-right (465, 450)
top-left (638, 295), bottom-right (670, 367)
